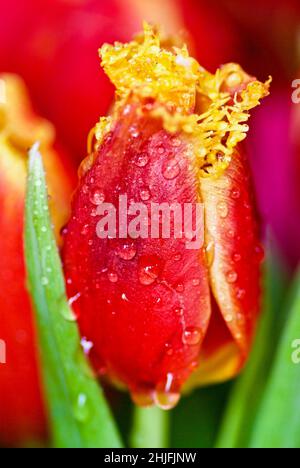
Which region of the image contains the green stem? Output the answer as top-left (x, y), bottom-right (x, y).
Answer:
top-left (130, 406), bottom-right (169, 448)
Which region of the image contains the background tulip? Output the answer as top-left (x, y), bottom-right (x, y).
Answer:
top-left (0, 74), bottom-right (74, 446)
top-left (0, 0), bottom-right (184, 163)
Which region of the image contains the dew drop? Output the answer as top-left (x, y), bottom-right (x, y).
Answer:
top-left (116, 241), bottom-right (137, 260)
top-left (175, 283), bottom-right (185, 293)
top-left (121, 292), bottom-right (129, 302)
top-left (174, 307), bottom-right (184, 316)
top-left (233, 253), bottom-right (242, 262)
top-left (254, 244), bottom-right (265, 262)
top-left (73, 393), bottom-right (90, 423)
top-left (231, 189), bottom-right (241, 199)
top-left (154, 391), bottom-right (181, 410)
top-left (80, 337), bottom-right (94, 356)
top-left (205, 240), bottom-right (215, 267)
top-left (225, 314), bottom-right (233, 323)
top-left (81, 224), bottom-right (89, 236)
top-left (236, 288), bottom-right (246, 300)
top-left (135, 154), bottom-right (149, 167)
top-left (217, 201), bottom-right (229, 219)
top-left (162, 159), bottom-right (180, 180)
top-left (82, 184), bottom-right (89, 194)
top-left (41, 276), bottom-right (49, 286)
top-left (140, 187), bottom-right (151, 201)
top-left (138, 256), bottom-right (162, 286)
top-left (108, 272), bottom-right (118, 283)
top-left (61, 303), bottom-right (77, 322)
top-left (165, 343), bottom-right (174, 356)
top-left (154, 374), bottom-right (180, 410)
top-left (192, 278), bottom-right (200, 286)
top-left (90, 188), bottom-right (105, 205)
top-left (173, 253), bottom-right (182, 262)
top-left (226, 270), bottom-right (238, 283)
top-left (172, 138), bottom-right (181, 148)
top-left (182, 327), bottom-right (202, 346)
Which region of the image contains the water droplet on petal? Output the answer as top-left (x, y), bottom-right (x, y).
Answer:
top-left (121, 292), bottom-right (129, 302)
top-left (254, 244), bottom-right (265, 262)
top-left (154, 373), bottom-right (180, 410)
top-left (217, 201), bottom-right (229, 218)
top-left (236, 288), bottom-right (246, 300)
top-left (174, 307), bottom-right (184, 316)
top-left (192, 278), bottom-right (200, 286)
top-left (135, 154), bottom-right (149, 167)
top-left (233, 253), bottom-right (242, 262)
top-left (231, 189), bottom-right (241, 199)
top-left (80, 337), bottom-right (94, 356)
top-left (140, 187), bottom-right (151, 201)
top-left (182, 327), bottom-right (202, 346)
top-left (138, 256), bottom-right (162, 286)
top-left (173, 253), bottom-right (182, 262)
top-left (225, 314), bottom-right (233, 323)
top-left (108, 272), bottom-right (118, 283)
top-left (153, 390), bottom-right (180, 410)
top-left (175, 283), bottom-right (185, 293)
top-left (68, 292), bottom-right (81, 307)
top-left (162, 159), bottom-right (180, 180)
top-left (165, 343), bottom-right (174, 356)
top-left (82, 184), bottom-right (89, 194)
top-left (81, 224), bottom-right (89, 235)
top-left (226, 270), bottom-right (238, 283)
top-left (116, 241), bottom-right (137, 260)
top-left (205, 240), bottom-right (215, 267)
top-left (90, 188), bottom-right (105, 205)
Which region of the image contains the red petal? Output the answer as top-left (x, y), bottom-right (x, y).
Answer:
top-left (200, 149), bottom-right (262, 356)
top-left (63, 100), bottom-right (211, 406)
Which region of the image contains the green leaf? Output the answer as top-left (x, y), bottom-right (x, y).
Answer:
top-left (130, 406), bottom-right (169, 448)
top-left (250, 266), bottom-right (300, 448)
top-left (215, 242), bottom-right (288, 448)
top-left (24, 143), bottom-right (123, 448)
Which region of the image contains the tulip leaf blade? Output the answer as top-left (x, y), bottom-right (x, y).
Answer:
top-left (24, 143), bottom-right (123, 448)
top-left (250, 266), bottom-right (300, 448)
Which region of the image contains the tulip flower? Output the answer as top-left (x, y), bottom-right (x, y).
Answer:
top-left (63, 25), bottom-right (270, 409)
top-left (0, 0), bottom-right (184, 163)
top-left (0, 74), bottom-right (74, 446)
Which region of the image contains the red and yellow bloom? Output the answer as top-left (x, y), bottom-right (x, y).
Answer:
top-left (0, 74), bottom-right (74, 445)
top-left (63, 26), bottom-right (270, 408)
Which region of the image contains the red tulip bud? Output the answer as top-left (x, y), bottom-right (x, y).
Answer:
top-left (63, 25), bottom-right (270, 409)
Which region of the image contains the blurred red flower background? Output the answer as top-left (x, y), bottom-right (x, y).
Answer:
top-left (1, 0), bottom-right (300, 447)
